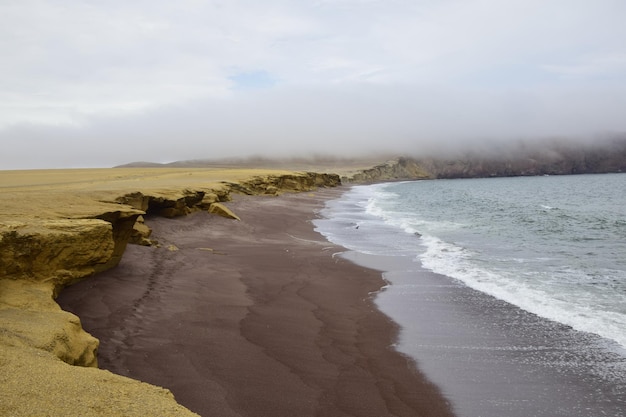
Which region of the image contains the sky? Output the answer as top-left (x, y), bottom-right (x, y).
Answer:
top-left (2, 0), bottom-right (626, 169)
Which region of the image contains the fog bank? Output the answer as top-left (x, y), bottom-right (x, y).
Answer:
top-left (3, 0), bottom-right (626, 169)
top-left (2, 84), bottom-right (626, 169)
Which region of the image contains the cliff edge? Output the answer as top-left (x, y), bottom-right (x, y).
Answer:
top-left (0, 168), bottom-right (340, 417)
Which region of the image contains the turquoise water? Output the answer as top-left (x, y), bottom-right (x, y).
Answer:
top-left (314, 173), bottom-right (626, 417)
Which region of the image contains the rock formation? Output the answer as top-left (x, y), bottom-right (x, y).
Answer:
top-left (0, 219), bottom-right (115, 288)
top-left (0, 279), bottom-right (99, 366)
top-left (130, 215), bottom-right (153, 246)
top-left (346, 157), bottom-right (431, 182)
top-left (208, 202), bottom-right (241, 220)
top-left (226, 172), bottom-right (342, 195)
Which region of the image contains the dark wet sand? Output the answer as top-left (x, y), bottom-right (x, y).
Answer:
top-left (58, 190), bottom-right (456, 417)
top-left (346, 252), bottom-right (626, 417)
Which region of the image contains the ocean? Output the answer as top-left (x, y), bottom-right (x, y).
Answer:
top-left (314, 173), bottom-right (626, 417)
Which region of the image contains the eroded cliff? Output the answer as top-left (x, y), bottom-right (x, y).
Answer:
top-left (0, 169), bottom-right (340, 417)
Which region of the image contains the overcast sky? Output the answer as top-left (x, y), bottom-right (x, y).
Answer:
top-left (2, 0), bottom-right (626, 169)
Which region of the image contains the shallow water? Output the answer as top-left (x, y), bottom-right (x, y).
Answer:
top-left (314, 174), bottom-right (626, 417)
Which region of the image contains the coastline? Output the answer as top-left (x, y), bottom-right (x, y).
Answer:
top-left (4, 165), bottom-right (624, 415)
top-left (342, 252), bottom-right (626, 417)
top-left (58, 189), bottom-right (456, 416)
top-left (0, 168), bottom-right (342, 416)
top-left (316, 180), bottom-right (626, 417)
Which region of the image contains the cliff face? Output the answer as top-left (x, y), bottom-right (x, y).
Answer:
top-left (0, 169), bottom-right (340, 417)
top-left (414, 143), bottom-right (626, 179)
top-left (0, 220), bottom-right (114, 286)
top-left (345, 139), bottom-right (626, 182)
top-left (0, 213), bottom-right (143, 291)
top-left (226, 172), bottom-right (342, 195)
top-left (0, 279), bottom-right (99, 366)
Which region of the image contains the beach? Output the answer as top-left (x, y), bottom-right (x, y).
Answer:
top-left (5, 166), bottom-right (624, 416)
top-left (314, 178), bottom-right (626, 417)
top-left (58, 189), bottom-right (455, 417)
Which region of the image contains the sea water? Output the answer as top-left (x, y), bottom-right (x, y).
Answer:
top-left (314, 173), bottom-right (626, 417)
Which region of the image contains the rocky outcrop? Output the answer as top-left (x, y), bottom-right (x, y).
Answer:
top-left (208, 202), bottom-right (241, 220)
top-left (130, 215), bottom-right (153, 246)
top-left (0, 279), bottom-right (99, 367)
top-left (0, 209), bottom-right (142, 372)
top-left (93, 210), bottom-right (144, 272)
top-left (346, 157), bottom-right (432, 183)
top-left (116, 190), bottom-right (211, 218)
top-left (226, 172), bottom-right (341, 195)
top-left (1, 219), bottom-right (115, 289)
top-left (0, 206), bottom-right (142, 290)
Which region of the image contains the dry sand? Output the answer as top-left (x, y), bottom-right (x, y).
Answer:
top-left (58, 190), bottom-right (456, 417)
top-left (0, 167), bottom-right (301, 222)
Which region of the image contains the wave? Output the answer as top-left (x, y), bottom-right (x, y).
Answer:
top-left (417, 234), bottom-right (626, 350)
top-left (316, 179), bottom-right (626, 351)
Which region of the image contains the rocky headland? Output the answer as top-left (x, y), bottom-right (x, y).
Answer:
top-left (346, 137), bottom-right (626, 182)
top-left (0, 168), bottom-right (339, 417)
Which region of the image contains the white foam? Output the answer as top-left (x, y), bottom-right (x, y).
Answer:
top-left (418, 234), bottom-right (626, 349)
top-left (317, 182), bottom-right (626, 350)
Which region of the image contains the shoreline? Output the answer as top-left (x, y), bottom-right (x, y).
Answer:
top-left (5, 166), bottom-right (624, 415)
top-left (318, 181), bottom-right (626, 417)
top-left (58, 189), bottom-right (456, 416)
top-left (0, 168), bottom-right (342, 416)
top-left (343, 251), bottom-right (626, 417)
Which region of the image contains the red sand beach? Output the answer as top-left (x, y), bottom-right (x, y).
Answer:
top-left (58, 189), bottom-right (455, 417)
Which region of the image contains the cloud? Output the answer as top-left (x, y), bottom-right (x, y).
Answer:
top-left (1, 0), bottom-right (626, 168)
top-left (542, 53), bottom-right (626, 80)
top-left (4, 82), bottom-right (626, 169)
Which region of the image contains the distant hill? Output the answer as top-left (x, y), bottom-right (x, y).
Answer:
top-left (114, 161), bottom-right (167, 168)
top-left (116, 136), bottom-right (626, 182)
top-left (115, 155), bottom-right (394, 178)
top-left (349, 136), bottom-right (626, 182)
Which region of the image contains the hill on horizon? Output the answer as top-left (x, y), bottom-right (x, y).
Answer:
top-left (115, 136), bottom-right (626, 181)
